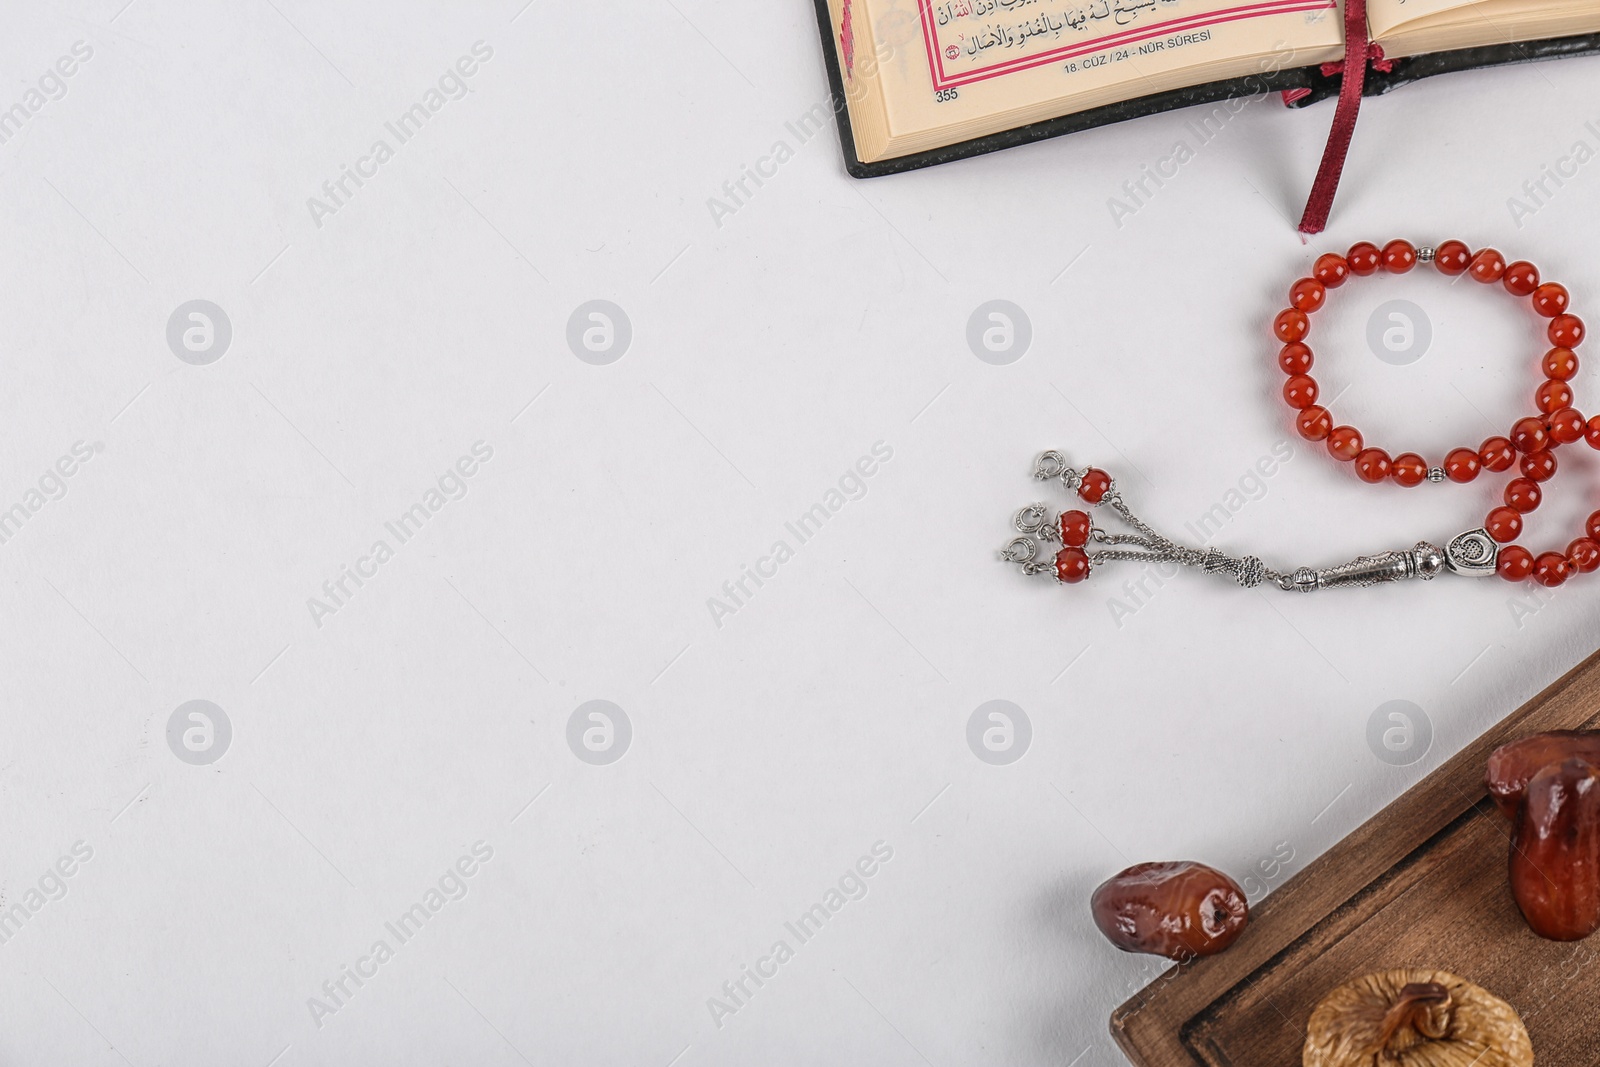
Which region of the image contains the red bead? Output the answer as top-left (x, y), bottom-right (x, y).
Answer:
top-left (1480, 436), bottom-right (1516, 472)
top-left (1273, 308), bottom-right (1309, 343)
top-left (1297, 406), bottom-right (1332, 441)
top-left (1503, 261), bottom-right (1540, 296)
top-left (1537, 379), bottom-right (1574, 414)
top-left (1289, 278), bottom-right (1326, 313)
top-left (1327, 426), bottom-right (1362, 461)
top-left (1544, 347), bottom-right (1580, 381)
top-left (1497, 545), bottom-right (1534, 582)
top-left (1570, 538), bottom-right (1600, 574)
top-left (1391, 452), bottom-right (1428, 487)
top-left (1283, 374), bottom-right (1319, 409)
top-left (1433, 240), bottom-right (1471, 275)
top-left (1589, 510), bottom-right (1600, 541)
top-left (1055, 547), bottom-right (1090, 583)
top-left (1549, 407), bottom-right (1586, 445)
top-left (1485, 507), bottom-right (1523, 543)
top-left (1313, 253), bottom-right (1350, 288)
top-left (1521, 450), bottom-right (1558, 482)
top-left (1551, 314), bottom-right (1586, 348)
top-left (1354, 448), bottom-right (1391, 483)
top-left (1058, 509), bottom-right (1091, 547)
top-left (1444, 447), bottom-right (1481, 482)
top-left (1278, 342), bottom-right (1313, 375)
top-left (1505, 477), bottom-right (1542, 513)
top-left (1346, 242), bottom-right (1381, 276)
top-left (1469, 248), bottom-right (1506, 283)
top-left (1512, 416), bottom-right (1549, 454)
top-left (1078, 468), bottom-right (1112, 504)
top-left (1533, 552), bottom-right (1571, 588)
top-left (1381, 239), bottom-right (1417, 273)
top-left (1533, 283), bottom-right (1570, 317)
top-left (1587, 415), bottom-right (1600, 450)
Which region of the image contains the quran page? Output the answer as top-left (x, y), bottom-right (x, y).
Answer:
top-left (831, 0), bottom-right (1344, 162)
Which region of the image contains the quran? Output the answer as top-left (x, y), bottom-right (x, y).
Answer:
top-left (816, 0), bottom-right (1600, 181)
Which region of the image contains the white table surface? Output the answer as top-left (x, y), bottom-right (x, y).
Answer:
top-left (3, 2), bottom-right (1600, 1064)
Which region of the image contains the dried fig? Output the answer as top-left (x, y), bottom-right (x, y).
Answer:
top-left (1510, 755), bottom-right (1600, 940)
top-left (1486, 729), bottom-right (1600, 818)
top-left (1303, 968), bottom-right (1531, 1067)
top-left (1089, 861), bottom-right (1247, 960)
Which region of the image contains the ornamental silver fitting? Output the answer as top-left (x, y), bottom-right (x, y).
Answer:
top-left (1285, 542), bottom-right (1443, 592)
top-left (1414, 541), bottom-right (1445, 579)
top-left (999, 536), bottom-right (1056, 578)
top-left (1014, 503), bottom-right (1057, 540)
top-left (1034, 450), bottom-right (1068, 480)
top-left (1417, 245), bottom-right (1436, 263)
top-left (1427, 466), bottom-right (1447, 483)
top-left (1235, 555), bottom-right (1267, 589)
top-left (999, 537), bottom-right (1036, 565)
top-left (1444, 528), bottom-right (1498, 576)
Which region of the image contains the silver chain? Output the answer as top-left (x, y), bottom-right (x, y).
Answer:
top-left (1091, 488), bottom-right (1283, 589)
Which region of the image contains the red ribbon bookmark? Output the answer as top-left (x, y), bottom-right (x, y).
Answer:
top-left (1296, 0), bottom-right (1392, 234)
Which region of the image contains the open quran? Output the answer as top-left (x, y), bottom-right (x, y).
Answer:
top-left (816, 0), bottom-right (1600, 177)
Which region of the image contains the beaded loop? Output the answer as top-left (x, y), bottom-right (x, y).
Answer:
top-left (1275, 241), bottom-right (1588, 585)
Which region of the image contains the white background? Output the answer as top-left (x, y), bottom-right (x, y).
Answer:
top-left (2, 2), bottom-right (1599, 1065)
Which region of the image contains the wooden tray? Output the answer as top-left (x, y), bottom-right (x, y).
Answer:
top-left (1111, 647), bottom-right (1600, 1066)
